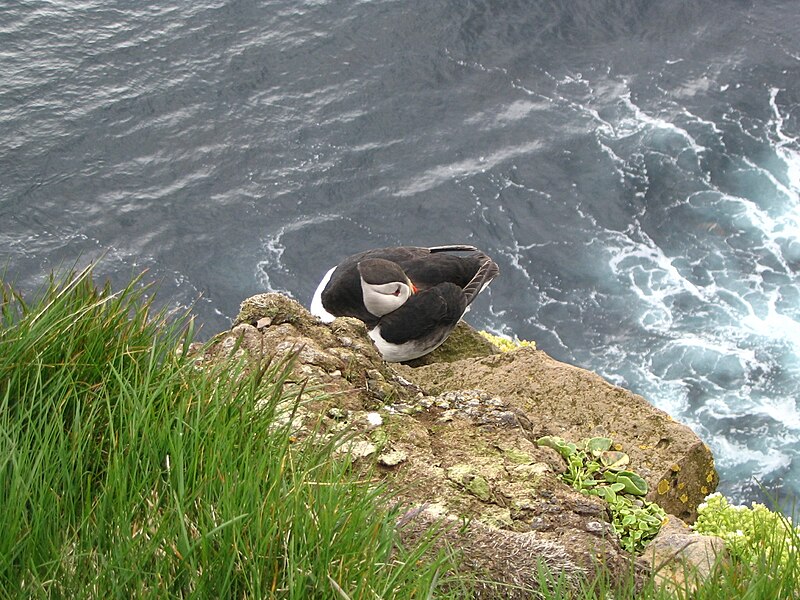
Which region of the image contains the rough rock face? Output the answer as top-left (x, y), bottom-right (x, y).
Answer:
top-left (197, 293), bottom-right (721, 597)
top-left (205, 293), bottom-right (421, 409)
top-left (398, 349), bottom-right (719, 522)
top-left (643, 517), bottom-right (726, 594)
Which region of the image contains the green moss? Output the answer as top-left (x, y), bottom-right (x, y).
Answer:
top-left (446, 465), bottom-right (492, 502)
top-left (405, 322), bottom-right (497, 365)
top-left (466, 475), bottom-right (492, 502)
top-left (503, 448), bottom-right (535, 464)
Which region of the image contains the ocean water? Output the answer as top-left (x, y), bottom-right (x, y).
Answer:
top-left (2, 0), bottom-right (799, 510)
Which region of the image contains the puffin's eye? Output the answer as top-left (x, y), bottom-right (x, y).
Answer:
top-left (393, 287), bottom-right (401, 296)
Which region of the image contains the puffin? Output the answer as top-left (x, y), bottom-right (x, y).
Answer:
top-left (310, 245), bottom-right (499, 362)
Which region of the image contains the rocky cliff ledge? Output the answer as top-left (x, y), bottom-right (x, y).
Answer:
top-left (193, 293), bottom-right (723, 597)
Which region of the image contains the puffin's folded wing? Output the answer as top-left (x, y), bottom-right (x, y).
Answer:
top-left (376, 283), bottom-right (467, 344)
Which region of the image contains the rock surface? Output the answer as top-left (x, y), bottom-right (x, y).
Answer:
top-left (195, 293), bottom-right (721, 597)
top-left (643, 517), bottom-right (727, 594)
top-left (398, 347), bottom-right (718, 522)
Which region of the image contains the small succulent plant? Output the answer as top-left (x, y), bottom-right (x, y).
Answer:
top-left (537, 435), bottom-right (667, 554)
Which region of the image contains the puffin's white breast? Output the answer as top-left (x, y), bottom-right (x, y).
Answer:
top-left (367, 324), bottom-right (450, 362)
top-left (310, 266), bottom-right (337, 323)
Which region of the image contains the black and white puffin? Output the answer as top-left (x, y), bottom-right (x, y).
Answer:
top-left (310, 245), bottom-right (499, 362)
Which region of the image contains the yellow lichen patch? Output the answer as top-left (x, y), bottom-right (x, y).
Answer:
top-left (478, 331), bottom-right (536, 352)
top-left (638, 444), bottom-right (652, 450)
top-left (701, 486), bottom-right (708, 495)
top-left (706, 471), bottom-right (714, 483)
top-left (670, 464), bottom-right (681, 472)
top-left (678, 482), bottom-right (686, 490)
top-left (680, 493), bottom-right (689, 503)
top-left (658, 480), bottom-right (670, 495)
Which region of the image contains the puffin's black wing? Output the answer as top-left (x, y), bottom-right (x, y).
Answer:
top-left (376, 282), bottom-right (466, 345)
top-left (401, 251), bottom-right (499, 293)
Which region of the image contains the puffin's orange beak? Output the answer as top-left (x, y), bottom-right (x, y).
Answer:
top-left (410, 281), bottom-right (418, 294)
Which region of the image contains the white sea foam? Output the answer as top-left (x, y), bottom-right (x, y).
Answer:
top-left (464, 99), bottom-right (549, 129)
top-left (256, 214), bottom-right (340, 294)
top-left (712, 437), bottom-right (792, 474)
top-left (564, 74), bottom-right (800, 499)
top-left (769, 87), bottom-right (799, 148)
top-left (606, 228), bottom-right (706, 334)
top-left (614, 93), bottom-right (709, 159)
top-left (755, 397), bottom-right (800, 432)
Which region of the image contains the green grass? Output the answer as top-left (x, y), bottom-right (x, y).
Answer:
top-left (532, 489), bottom-right (799, 598)
top-left (0, 266), bottom-right (460, 599)
top-left (533, 533), bottom-right (800, 600)
top-left (2, 266), bottom-right (798, 599)
top-left (530, 500), bottom-right (799, 599)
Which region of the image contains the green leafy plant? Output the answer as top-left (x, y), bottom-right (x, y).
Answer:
top-left (537, 435), bottom-right (666, 554)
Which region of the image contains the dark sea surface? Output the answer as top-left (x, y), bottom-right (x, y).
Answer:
top-left (2, 0), bottom-right (800, 509)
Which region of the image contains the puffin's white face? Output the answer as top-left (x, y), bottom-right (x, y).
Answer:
top-left (358, 258), bottom-right (415, 317)
top-left (360, 279), bottom-right (413, 317)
